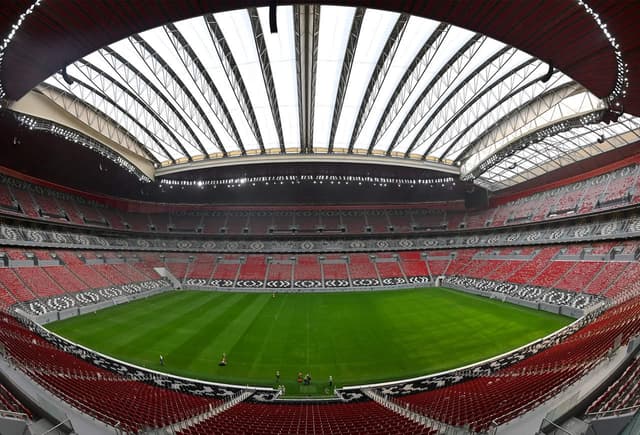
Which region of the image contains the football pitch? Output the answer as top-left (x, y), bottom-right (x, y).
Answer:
top-left (46, 288), bottom-right (572, 396)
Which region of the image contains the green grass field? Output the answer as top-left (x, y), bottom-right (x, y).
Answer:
top-left (46, 288), bottom-right (572, 396)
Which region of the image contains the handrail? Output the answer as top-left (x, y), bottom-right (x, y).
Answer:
top-left (3, 355), bottom-right (123, 430)
top-left (0, 408), bottom-right (29, 420)
top-left (494, 362), bottom-right (594, 426)
top-left (585, 404), bottom-right (640, 418)
top-left (541, 417), bottom-right (574, 435)
top-left (37, 418), bottom-right (71, 435)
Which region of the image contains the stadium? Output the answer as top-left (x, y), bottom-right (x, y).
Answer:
top-left (0, 0), bottom-right (640, 434)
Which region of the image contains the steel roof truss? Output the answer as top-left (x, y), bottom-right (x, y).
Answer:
top-left (350, 13), bottom-right (409, 153)
top-left (369, 23), bottom-right (449, 149)
top-left (328, 7), bottom-right (365, 153)
top-left (129, 34), bottom-right (227, 156)
top-left (164, 23), bottom-right (245, 154)
top-left (248, 7), bottom-right (286, 154)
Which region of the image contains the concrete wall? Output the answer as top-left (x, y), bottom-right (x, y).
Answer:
top-left (0, 417), bottom-right (28, 435)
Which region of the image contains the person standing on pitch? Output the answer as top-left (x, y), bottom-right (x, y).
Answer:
top-left (160, 355), bottom-right (164, 366)
top-left (276, 370), bottom-right (280, 383)
top-left (328, 375), bottom-right (333, 388)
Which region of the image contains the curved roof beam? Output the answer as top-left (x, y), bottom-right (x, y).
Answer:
top-left (38, 81), bottom-right (161, 164)
top-left (461, 82), bottom-right (588, 175)
top-left (387, 34), bottom-right (487, 156)
top-left (327, 7), bottom-right (365, 154)
top-left (368, 23), bottom-right (449, 151)
top-left (348, 13), bottom-right (409, 153)
top-left (71, 60), bottom-right (189, 163)
top-left (128, 34), bottom-right (227, 157)
top-left (462, 91), bottom-right (605, 179)
top-left (431, 58), bottom-right (542, 161)
top-left (293, 4), bottom-right (320, 153)
top-left (454, 80), bottom-right (578, 164)
top-left (202, 15), bottom-right (265, 154)
top-left (100, 48), bottom-right (199, 161)
top-left (402, 44), bottom-right (514, 158)
top-left (473, 114), bottom-right (637, 190)
top-left (247, 7), bottom-right (286, 154)
top-left (465, 110), bottom-right (607, 181)
top-left (163, 23), bottom-right (246, 155)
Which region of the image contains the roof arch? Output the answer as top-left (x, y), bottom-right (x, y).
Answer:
top-left (0, 1), bottom-right (638, 192)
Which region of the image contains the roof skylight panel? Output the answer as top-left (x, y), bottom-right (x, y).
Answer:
top-left (381, 28), bottom-right (484, 155)
top-left (169, 18), bottom-right (243, 154)
top-left (64, 61), bottom-right (185, 161)
top-left (408, 44), bottom-right (530, 159)
top-left (44, 76), bottom-right (169, 162)
top-left (256, 6), bottom-right (301, 151)
top-left (99, 39), bottom-right (204, 158)
top-left (359, 16), bottom-right (439, 153)
top-left (367, 22), bottom-right (452, 153)
top-left (126, 27), bottom-right (227, 156)
top-left (171, 16), bottom-right (254, 154)
top-left (332, 9), bottom-right (399, 153)
top-left (448, 74), bottom-right (574, 162)
top-left (433, 59), bottom-right (550, 161)
top-left (312, 6), bottom-right (356, 152)
top-left (214, 9), bottom-right (280, 153)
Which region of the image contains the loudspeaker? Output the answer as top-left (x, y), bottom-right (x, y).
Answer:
top-left (269, 1), bottom-right (278, 33)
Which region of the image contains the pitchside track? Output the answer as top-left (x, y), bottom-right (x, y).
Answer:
top-left (47, 288), bottom-right (571, 396)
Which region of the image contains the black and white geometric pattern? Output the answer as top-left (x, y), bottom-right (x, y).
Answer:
top-left (573, 225), bottom-right (592, 238)
top-left (526, 231), bottom-right (542, 241)
top-left (0, 209), bottom-right (639, 256)
top-left (46, 296), bottom-right (76, 311)
top-left (265, 280), bottom-right (291, 289)
top-left (73, 235), bottom-right (91, 245)
top-left (398, 239), bottom-right (413, 248)
top-left (599, 222), bottom-right (618, 236)
top-left (250, 241), bottom-right (265, 250)
top-left (26, 229), bottom-right (46, 243)
top-left (466, 236), bottom-right (480, 245)
top-left (13, 279), bottom-right (171, 316)
top-left (627, 219), bottom-right (640, 234)
top-left (351, 278), bottom-right (380, 287)
top-left (184, 278), bottom-right (207, 287)
top-left (51, 232), bottom-right (69, 243)
top-left (235, 280), bottom-right (264, 288)
top-left (293, 280), bottom-right (323, 288)
top-left (324, 279), bottom-right (350, 288)
top-left (381, 277), bottom-right (406, 286)
top-left (407, 276), bottom-right (430, 284)
top-left (94, 237), bottom-right (109, 247)
top-left (1, 225), bottom-right (22, 241)
top-left (136, 239), bottom-right (150, 248)
top-left (444, 276), bottom-right (600, 310)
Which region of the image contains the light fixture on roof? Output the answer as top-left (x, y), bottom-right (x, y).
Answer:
top-left (539, 63), bottom-right (554, 83)
top-left (0, 0), bottom-right (43, 99)
top-left (269, 1), bottom-right (278, 33)
top-left (576, 0), bottom-right (629, 102)
top-left (60, 67), bottom-right (75, 85)
top-left (15, 113), bottom-right (151, 183)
